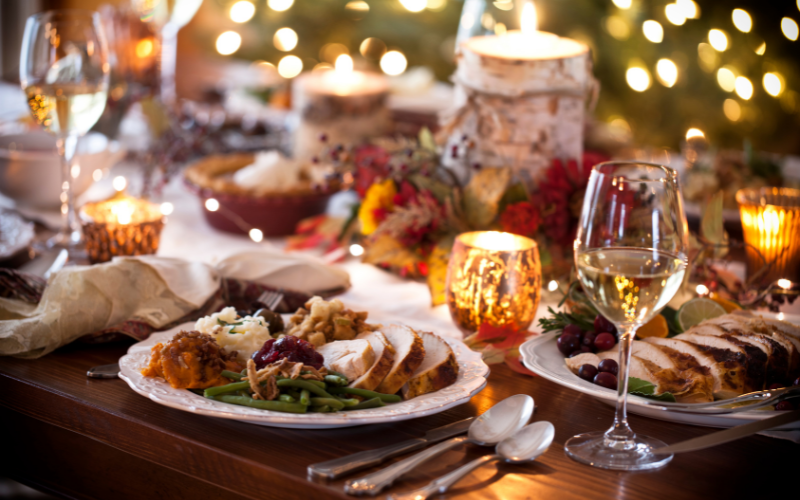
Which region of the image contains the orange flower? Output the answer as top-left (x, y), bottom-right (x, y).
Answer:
top-left (358, 179), bottom-right (396, 235)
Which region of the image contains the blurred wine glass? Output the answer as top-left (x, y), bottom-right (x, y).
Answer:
top-left (131, 0), bottom-right (203, 106)
top-left (20, 9), bottom-right (110, 251)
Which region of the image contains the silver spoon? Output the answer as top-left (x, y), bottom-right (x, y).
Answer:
top-left (344, 394), bottom-right (534, 496)
top-left (387, 421), bottom-right (555, 500)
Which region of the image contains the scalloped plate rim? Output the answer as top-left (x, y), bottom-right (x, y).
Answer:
top-left (119, 322), bottom-right (489, 429)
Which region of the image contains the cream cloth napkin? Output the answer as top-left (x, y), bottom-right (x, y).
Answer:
top-left (0, 250), bottom-right (350, 358)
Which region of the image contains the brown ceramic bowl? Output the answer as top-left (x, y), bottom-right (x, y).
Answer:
top-left (184, 153), bottom-right (338, 237)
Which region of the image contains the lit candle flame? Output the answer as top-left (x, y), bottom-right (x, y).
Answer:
top-left (335, 54), bottom-right (354, 76)
top-left (521, 1), bottom-right (537, 35)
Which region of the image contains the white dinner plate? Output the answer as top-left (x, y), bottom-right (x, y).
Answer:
top-left (519, 313), bottom-right (800, 429)
top-left (119, 322), bottom-right (489, 429)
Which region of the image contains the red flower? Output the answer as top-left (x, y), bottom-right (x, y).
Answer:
top-left (500, 201), bottom-right (541, 238)
top-left (393, 181), bottom-right (418, 207)
top-left (538, 152), bottom-right (609, 246)
top-left (354, 145), bottom-right (391, 198)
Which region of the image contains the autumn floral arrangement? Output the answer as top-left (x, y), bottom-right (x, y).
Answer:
top-left (288, 129), bottom-right (610, 306)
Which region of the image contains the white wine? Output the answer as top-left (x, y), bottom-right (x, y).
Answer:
top-left (576, 247), bottom-right (686, 327)
top-left (25, 84), bottom-right (107, 137)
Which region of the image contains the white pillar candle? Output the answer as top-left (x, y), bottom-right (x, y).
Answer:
top-left (443, 2), bottom-right (596, 185)
top-left (292, 55), bottom-right (389, 160)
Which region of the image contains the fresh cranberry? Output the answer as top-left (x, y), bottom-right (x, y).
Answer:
top-left (568, 351), bottom-right (584, 358)
top-left (594, 315), bottom-right (617, 335)
top-left (582, 332), bottom-right (597, 348)
top-left (252, 336), bottom-right (324, 369)
top-left (578, 364), bottom-right (598, 381)
top-left (564, 324), bottom-right (585, 341)
top-left (775, 400), bottom-right (795, 411)
top-left (594, 333), bottom-right (616, 351)
top-left (580, 345), bottom-right (594, 353)
top-left (598, 359), bottom-right (619, 376)
top-left (557, 333), bottom-right (581, 356)
top-left (594, 372), bottom-right (618, 390)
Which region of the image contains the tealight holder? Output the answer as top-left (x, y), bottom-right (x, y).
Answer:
top-left (446, 231), bottom-right (542, 333)
top-left (737, 187), bottom-right (800, 282)
top-left (79, 192), bottom-right (165, 264)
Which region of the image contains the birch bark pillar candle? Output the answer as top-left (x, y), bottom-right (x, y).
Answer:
top-left (292, 55), bottom-right (389, 160)
top-left (442, 2), bottom-right (597, 185)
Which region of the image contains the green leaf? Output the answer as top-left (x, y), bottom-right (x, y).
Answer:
top-left (627, 377), bottom-right (677, 402)
top-left (463, 167), bottom-right (511, 228)
top-left (418, 127), bottom-right (437, 153)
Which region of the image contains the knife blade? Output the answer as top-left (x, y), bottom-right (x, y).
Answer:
top-left (307, 417), bottom-right (475, 480)
top-left (653, 409), bottom-right (800, 455)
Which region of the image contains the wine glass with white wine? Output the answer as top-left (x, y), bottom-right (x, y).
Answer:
top-left (566, 161), bottom-right (689, 471)
top-left (20, 9), bottom-right (110, 251)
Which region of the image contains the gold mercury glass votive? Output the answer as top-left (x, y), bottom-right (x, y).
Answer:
top-left (446, 231), bottom-right (542, 333)
top-left (737, 187), bottom-right (800, 282)
top-left (80, 192), bottom-right (165, 264)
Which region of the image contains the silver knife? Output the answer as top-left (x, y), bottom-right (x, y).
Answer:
top-left (307, 417), bottom-right (475, 480)
top-left (653, 409), bottom-right (800, 454)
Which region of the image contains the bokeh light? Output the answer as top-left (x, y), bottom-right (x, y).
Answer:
top-left (160, 202), bottom-right (174, 216)
top-left (216, 31), bottom-right (242, 55)
top-left (278, 55), bottom-right (303, 78)
top-left (723, 99), bottom-right (741, 121)
top-left (643, 20), bottom-right (663, 43)
top-left (606, 16), bottom-right (630, 40)
top-left (380, 50), bottom-right (408, 76)
top-left (273, 27), bottom-right (298, 51)
top-left (755, 41), bottom-right (766, 55)
top-left (205, 198), bottom-right (220, 212)
top-left (708, 29), bottom-right (728, 51)
top-left (350, 244), bottom-right (365, 256)
top-left (656, 58), bottom-right (678, 87)
top-left (268, 0), bottom-right (294, 11)
top-left (665, 3), bottom-right (686, 26)
top-left (626, 67), bottom-right (651, 92)
top-left (249, 228), bottom-right (264, 242)
top-left (677, 0), bottom-right (699, 19)
top-left (763, 72), bottom-right (783, 97)
top-left (135, 39), bottom-right (154, 58)
top-left (782, 17), bottom-right (799, 41)
top-left (716, 67), bottom-right (736, 92)
top-left (686, 128), bottom-right (704, 140)
top-left (732, 9), bottom-right (752, 33)
top-left (360, 37), bottom-right (387, 59)
top-left (426, 0), bottom-right (447, 11)
top-left (612, 0), bottom-right (632, 9)
top-left (399, 0), bottom-right (426, 12)
top-left (113, 176), bottom-right (127, 192)
top-left (735, 76), bottom-right (753, 100)
top-left (229, 1), bottom-right (255, 23)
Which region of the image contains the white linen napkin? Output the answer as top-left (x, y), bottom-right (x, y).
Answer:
top-left (0, 250), bottom-right (350, 358)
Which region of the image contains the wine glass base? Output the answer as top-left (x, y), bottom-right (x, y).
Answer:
top-left (565, 431), bottom-right (673, 471)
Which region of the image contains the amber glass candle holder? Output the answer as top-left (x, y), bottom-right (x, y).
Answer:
top-left (737, 187), bottom-right (800, 282)
top-left (446, 231), bottom-right (542, 333)
top-left (79, 192), bottom-right (165, 264)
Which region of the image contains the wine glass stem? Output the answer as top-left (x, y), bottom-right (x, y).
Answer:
top-left (160, 24), bottom-right (179, 106)
top-left (56, 135), bottom-right (80, 243)
top-left (604, 326), bottom-right (637, 448)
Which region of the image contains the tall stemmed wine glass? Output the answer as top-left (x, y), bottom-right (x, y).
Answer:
top-left (20, 10), bottom-right (110, 250)
top-left (566, 161), bottom-right (689, 470)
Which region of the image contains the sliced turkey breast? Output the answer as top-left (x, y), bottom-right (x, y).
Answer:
top-left (644, 337), bottom-right (743, 398)
top-left (317, 339), bottom-right (375, 381)
top-left (374, 324), bottom-right (425, 395)
top-left (729, 311), bottom-right (800, 379)
top-left (401, 331), bottom-right (459, 399)
top-left (348, 331), bottom-right (396, 391)
top-left (700, 319), bottom-right (790, 384)
top-left (565, 353), bottom-right (601, 373)
top-left (675, 331), bottom-right (763, 392)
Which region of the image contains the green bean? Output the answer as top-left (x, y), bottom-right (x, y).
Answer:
top-left (221, 370), bottom-right (243, 381)
top-left (327, 370), bottom-right (348, 380)
top-left (278, 394), bottom-right (296, 403)
top-left (311, 405), bottom-right (334, 413)
top-left (343, 397), bottom-right (386, 410)
top-left (285, 388), bottom-right (302, 400)
top-left (305, 379), bottom-right (327, 389)
top-left (299, 389), bottom-right (310, 406)
top-left (310, 397), bottom-right (345, 410)
top-left (236, 390), bottom-right (250, 397)
top-left (204, 380), bottom-right (251, 397)
top-left (334, 397), bottom-right (360, 407)
top-left (277, 379), bottom-right (335, 398)
top-left (324, 375), bottom-right (349, 387)
top-left (211, 395), bottom-right (307, 413)
top-left (326, 387), bottom-right (402, 403)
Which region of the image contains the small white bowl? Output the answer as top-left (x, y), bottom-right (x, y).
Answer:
top-left (0, 132), bottom-right (126, 209)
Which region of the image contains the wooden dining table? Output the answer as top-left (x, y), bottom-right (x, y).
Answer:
top-left (1, 336), bottom-right (795, 500)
